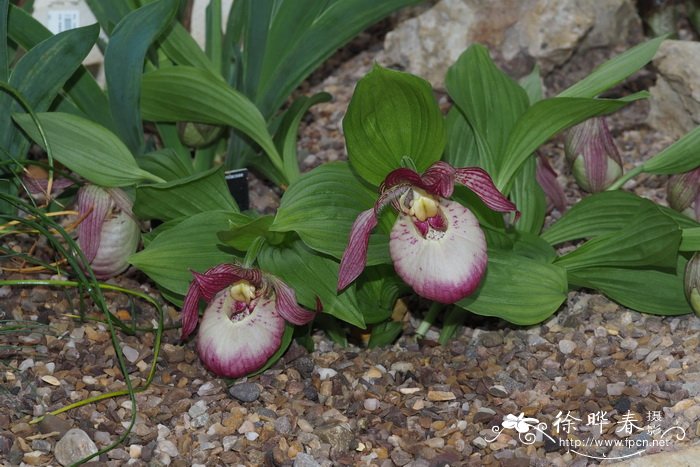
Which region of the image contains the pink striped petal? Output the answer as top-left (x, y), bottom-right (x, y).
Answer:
top-left (536, 155), bottom-right (567, 213)
top-left (77, 185), bottom-right (113, 263)
top-left (181, 279), bottom-right (203, 340)
top-left (381, 167), bottom-right (422, 191)
top-left (419, 161), bottom-right (456, 198)
top-left (390, 199), bottom-right (487, 303)
top-left (192, 264), bottom-right (260, 301)
top-left (338, 208), bottom-right (378, 291)
top-left (196, 290), bottom-right (285, 378)
top-left (269, 276), bottom-right (317, 325)
top-left (454, 167), bottom-right (519, 216)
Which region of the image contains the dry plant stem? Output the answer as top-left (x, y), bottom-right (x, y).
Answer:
top-left (0, 209), bottom-right (83, 234)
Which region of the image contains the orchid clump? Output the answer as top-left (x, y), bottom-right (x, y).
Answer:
top-left (180, 264), bottom-right (317, 378)
top-left (339, 161), bottom-right (518, 303)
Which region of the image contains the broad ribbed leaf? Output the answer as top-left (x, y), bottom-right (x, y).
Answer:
top-left (519, 65), bottom-right (543, 104)
top-left (255, 0), bottom-right (422, 118)
top-left (1, 23), bottom-right (99, 158)
top-left (0, 0), bottom-right (9, 83)
top-left (218, 215), bottom-right (285, 251)
top-left (258, 238), bottom-right (365, 328)
top-left (356, 265), bottom-right (405, 325)
top-left (13, 112), bottom-right (162, 186)
top-left (140, 66), bottom-right (284, 178)
top-left (542, 191), bottom-right (698, 245)
top-left (84, 0), bottom-right (130, 34)
top-left (681, 227), bottom-right (700, 251)
top-left (271, 162), bottom-right (392, 265)
top-left (559, 36), bottom-right (665, 98)
top-left (555, 204), bottom-right (681, 271)
top-left (510, 157), bottom-right (546, 234)
top-left (137, 148), bottom-right (195, 182)
top-left (456, 250), bottom-right (568, 325)
top-left (134, 166), bottom-right (238, 221)
top-left (568, 266), bottom-right (691, 316)
top-left (160, 22), bottom-right (219, 75)
top-left (344, 66), bottom-right (445, 186)
top-left (129, 210), bottom-right (249, 295)
top-left (6, 6), bottom-right (112, 130)
top-left (642, 126), bottom-right (700, 174)
top-left (105, 0), bottom-right (179, 154)
top-left (444, 107), bottom-right (479, 168)
top-left (496, 95), bottom-right (645, 190)
top-left (446, 44), bottom-right (529, 172)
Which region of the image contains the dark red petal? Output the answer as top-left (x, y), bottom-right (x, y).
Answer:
top-left (338, 208), bottom-right (378, 291)
top-left (420, 161), bottom-right (456, 198)
top-left (381, 167), bottom-right (422, 191)
top-left (76, 184), bottom-right (113, 263)
top-left (536, 155), bottom-right (567, 213)
top-left (180, 279), bottom-right (203, 340)
top-left (454, 167), bottom-right (519, 216)
top-left (193, 264), bottom-right (261, 301)
top-left (269, 276), bottom-right (316, 325)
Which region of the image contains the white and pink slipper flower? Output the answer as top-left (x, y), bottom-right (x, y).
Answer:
top-left (181, 264), bottom-right (317, 378)
top-left (338, 161), bottom-right (518, 304)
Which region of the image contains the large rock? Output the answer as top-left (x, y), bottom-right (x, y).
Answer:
top-left (647, 40), bottom-right (700, 138)
top-left (382, 0), bottom-right (641, 88)
top-left (54, 428), bottom-right (98, 466)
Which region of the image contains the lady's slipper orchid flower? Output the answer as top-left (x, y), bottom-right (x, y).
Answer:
top-left (181, 264), bottom-right (317, 378)
top-left (565, 117), bottom-right (623, 193)
top-left (338, 161), bottom-right (518, 303)
top-left (76, 185), bottom-right (140, 279)
top-left (667, 167), bottom-right (700, 221)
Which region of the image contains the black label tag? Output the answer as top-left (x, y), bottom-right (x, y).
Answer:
top-left (225, 169), bottom-right (249, 211)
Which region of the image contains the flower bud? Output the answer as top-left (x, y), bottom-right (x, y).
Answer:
top-left (565, 117), bottom-right (623, 193)
top-left (76, 185), bottom-right (140, 279)
top-left (177, 121), bottom-right (223, 148)
top-left (684, 252), bottom-right (700, 317)
top-left (667, 168), bottom-right (700, 220)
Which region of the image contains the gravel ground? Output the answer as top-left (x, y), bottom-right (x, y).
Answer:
top-left (2, 29), bottom-right (700, 467)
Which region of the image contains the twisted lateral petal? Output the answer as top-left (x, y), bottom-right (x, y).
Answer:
top-left (419, 161), bottom-right (456, 198)
top-left (536, 155), bottom-right (567, 213)
top-left (382, 167), bottom-right (422, 191)
top-left (390, 199), bottom-right (487, 303)
top-left (196, 291), bottom-right (285, 378)
top-left (269, 276), bottom-right (317, 325)
top-left (338, 208), bottom-right (378, 291)
top-left (180, 280), bottom-right (203, 340)
top-left (454, 167), bottom-right (519, 216)
top-left (77, 185), bottom-right (113, 262)
top-left (192, 264), bottom-right (259, 302)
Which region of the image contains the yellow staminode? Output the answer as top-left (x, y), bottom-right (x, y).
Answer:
top-left (230, 280), bottom-right (256, 303)
top-left (403, 188), bottom-right (439, 222)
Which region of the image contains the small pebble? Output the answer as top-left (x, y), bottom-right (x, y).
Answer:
top-left (121, 345), bottom-right (140, 363)
top-left (317, 367), bottom-right (337, 380)
top-left (54, 428), bottom-right (98, 467)
top-left (488, 385), bottom-right (508, 398)
top-left (197, 381), bottom-right (219, 396)
top-left (294, 452), bottom-right (321, 467)
top-left (428, 390), bottom-right (456, 401)
top-left (364, 398), bottom-right (380, 411)
top-left (229, 382), bottom-right (260, 402)
top-left (472, 437), bottom-right (488, 449)
top-left (558, 339), bottom-right (577, 354)
top-left (41, 375), bottom-right (60, 386)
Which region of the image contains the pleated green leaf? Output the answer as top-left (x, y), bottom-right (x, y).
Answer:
top-left (137, 148), bottom-right (195, 182)
top-left (444, 107), bottom-right (480, 168)
top-left (129, 210), bottom-right (249, 295)
top-left (134, 166), bottom-right (238, 221)
top-left (159, 21), bottom-right (219, 75)
top-left (140, 66), bottom-right (284, 178)
top-left (559, 36), bottom-right (665, 98)
top-left (0, 0), bottom-right (9, 83)
top-left (271, 162), bottom-right (392, 265)
top-left (258, 238), bottom-right (365, 328)
top-left (456, 249), bottom-right (568, 325)
top-left (509, 157), bottom-right (547, 234)
top-left (642, 126), bottom-right (700, 175)
top-left (105, 0), bottom-right (179, 154)
top-left (555, 204), bottom-right (681, 272)
top-left (344, 65), bottom-right (445, 186)
top-left (568, 265), bottom-right (691, 316)
top-left (13, 112), bottom-right (162, 186)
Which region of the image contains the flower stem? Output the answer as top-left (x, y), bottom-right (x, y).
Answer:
top-left (416, 302), bottom-right (444, 339)
top-left (607, 165), bottom-right (645, 191)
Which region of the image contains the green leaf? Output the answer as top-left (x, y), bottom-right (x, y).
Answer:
top-left (133, 166), bottom-right (238, 221)
top-left (642, 126), bottom-right (700, 175)
top-left (368, 321), bottom-right (403, 348)
top-left (559, 36), bottom-right (665, 98)
top-left (84, 0), bottom-right (131, 34)
top-left (681, 227), bottom-right (700, 251)
top-left (444, 107), bottom-right (479, 168)
top-left (445, 44), bottom-right (530, 172)
top-left (218, 215), bottom-right (285, 251)
top-left (13, 112), bottom-right (162, 186)
top-left (344, 65), bottom-right (446, 186)
top-left (555, 204), bottom-right (681, 272)
top-left (105, 0), bottom-right (179, 154)
top-left (568, 265), bottom-right (691, 316)
top-left (456, 249), bottom-right (568, 325)
top-left (254, 0), bottom-right (422, 118)
top-left (356, 265), bottom-right (405, 325)
top-left (137, 148), bottom-right (195, 181)
top-left (271, 162), bottom-right (392, 265)
top-left (257, 238), bottom-right (365, 328)
top-left (140, 66), bottom-right (285, 179)
top-left (509, 157), bottom-right (546, 234)
top-left (6, 5), bottom-right (113, 130)
top-left (129, 210), bottom-right (249, 295)
top-left (1, 23), bottom-right (99, 158)
top-left (0, 0), bottom-right (10, 83)
top-left (159, 22), bottom-right (219, 75)
top-left (274, 92), bottom-right (331, 183)
top-left (510, 231), bottom-right (557, 263)
top-left (496, 95), bottom-right (643, 190)
top-left (541, 191), bottom-right (699, 245)
top-left (519, 65), bottom-right (543, 104)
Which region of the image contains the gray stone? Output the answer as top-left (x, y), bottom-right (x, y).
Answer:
top-left (390, 448), bottom-right (413, 466)
top-left (294, 452), bottom-right (322, 467)
top-left (558, 339), bottom-right (577, 354)
top-left (382, 0), bottom-right (641, 88)
top-left (473, 407), bottom-right (497, 424)
top-left (274, 416), bottom-right (292, 434)
top-left (315, 422), bottom-right (354, 452)
top-left (647, 40), bottom-right (700, 138)
top-left (38, 415), bottom-right (72, 437)
top-left (611, 445), bottom-right (700, 466)
top-left (54, 428), bottom-right (98, 467)
top-left (228, 382), bottom-right (260, 402)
